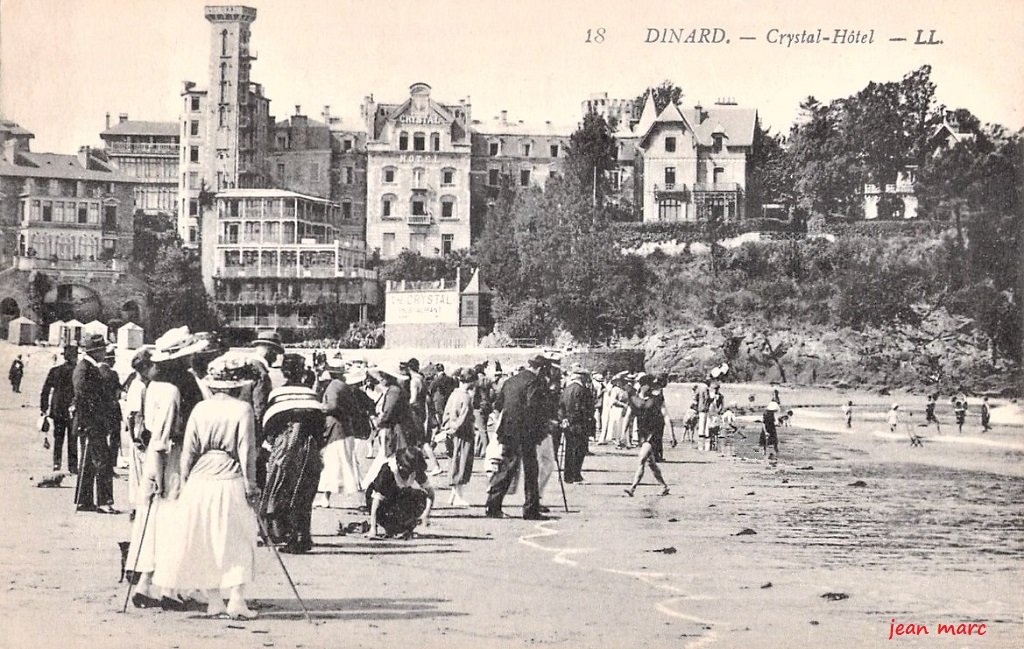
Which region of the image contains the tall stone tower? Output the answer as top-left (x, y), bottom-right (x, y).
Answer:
top-left (204, 5), bottom-right (265, 191)
top-left (179, 5), bottom-right (273, 244)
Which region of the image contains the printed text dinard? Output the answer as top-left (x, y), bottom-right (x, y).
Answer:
top-left (637, 28), bottom-right (942, 46)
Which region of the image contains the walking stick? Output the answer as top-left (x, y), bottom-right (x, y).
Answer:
top-left (254, 512), bottom-right (314, 625)
top-left (73, 435), bottom-right (88, 506)
top-left (553, 433), bottom-right (569, 513)
top-left (120, 497), bottom-right (154, 613)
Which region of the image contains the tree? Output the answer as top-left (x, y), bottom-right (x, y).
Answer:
top-left (564, 113), bottom-right (618, 208)
top-left (146, 246), bottom-right (220, 333)
top-left (132, 211), bottom-right (177, 274)
top-left (635, 80), bottom-right (684, 115)
top-left (785, 66), bottom-right (941, 216)
top-left (747, 125), bottom-right (794, 209)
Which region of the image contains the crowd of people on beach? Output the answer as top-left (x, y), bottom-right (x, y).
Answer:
top-left (12, 327), bottom-right (999, 619)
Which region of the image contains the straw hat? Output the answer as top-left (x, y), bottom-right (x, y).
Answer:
top-left (344, 367), bottom-right (368, 385)
top-left (324, 357), bottom-right (347, 376)
top-left (151, 326), bottom-right (209, 363)
top-left (263, 388), bottom-right (324, 431)
top-left (766, 402), bottom-right (780, 412)
top-left (369, 362), bottom-right (405, 381)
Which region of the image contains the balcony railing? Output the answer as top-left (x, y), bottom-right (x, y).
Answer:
top-left (693, 182), bottom-right (741, 192)
top-left (105, 142), bottom-right (178, 156)
top-left (215, 266), bottom-right (376, 280)
top-left (15, 256), bottom-right (123, 273)
top-left (653, 183), bottom-right (690, 198)
top-left (407, 214), bottom-right (432, 225)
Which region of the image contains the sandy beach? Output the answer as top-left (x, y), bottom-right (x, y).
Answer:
top-left (1, 343), bottom-right (1022, 649)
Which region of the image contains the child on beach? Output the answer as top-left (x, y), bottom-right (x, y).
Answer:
top-left (762, 402), bottom-right (779, 460)
top-left (925, 394), bottom-right (940, 432)
top-left (841, 401), bottom-right (853, 428)
top-left (953, 400), bottom-right (967, 434)
top-left (888, 404), bottom-right (901, 433)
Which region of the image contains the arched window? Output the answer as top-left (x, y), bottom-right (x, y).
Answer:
top-left (398, 132), bottom-right (409, 151)
top-left (381, 193), bottom-right (397, 218)
top-left (413, 132), bottom-right (426, 151)
top-left (431, 133), bottom-right (441, 151)
top-left (412, 167), bottom-right (426, 188)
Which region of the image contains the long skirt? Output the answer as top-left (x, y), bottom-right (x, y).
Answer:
top-left (536, 434), bottom-right (556, 496)
top-left (125, 444), bottom-right (145, 509)
top-left (262, 432), bottom-right (322, 542)
top-left (127, 443), bottom-right (183, 574)
top-left (372, 488), bottom-right (428, 537)
top-left (319, 437), bottom-right (362, 495)
top-left (449, 436), bottom-right (474, 486)
top-left (156, 475), bottom-right (257, 591)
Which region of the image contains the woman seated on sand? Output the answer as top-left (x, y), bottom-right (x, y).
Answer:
top-left (364, 447), bottom-right (435, 539)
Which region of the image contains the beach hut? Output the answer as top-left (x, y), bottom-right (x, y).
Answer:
top-left (83, 319), bottom-right (109, 342)
top-left (117, 322), bottom-right (144, 350)
top-left (63, 320), bottom-right (84, 346)
top-left (7, 316), bottom-right (38, 345)
top-left (48, 320), bottom-right (67, 346)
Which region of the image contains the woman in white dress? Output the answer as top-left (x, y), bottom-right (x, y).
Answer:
top-left (160, 354), bottom-right (260, 619)
top-left (127, 327), bottom-right (209, 610)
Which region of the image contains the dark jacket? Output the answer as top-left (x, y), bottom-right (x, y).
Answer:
top-left (41, 362), bottom-right (76, 416)
top-left (378, 383), bottom-right (424, 447)
top-left (494, 369), bottom-right (547, 446)
top-left (560, 381), bottom-right (595, 435)
top-left (72, 358), bottom-right (107, 438)
top-left (322, 379), bottom-right (374, 444)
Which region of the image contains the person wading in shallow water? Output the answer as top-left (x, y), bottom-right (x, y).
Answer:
top-left (624, 375), bottom-right (673, 497)
top-left (761, 401), bottom-right (780, 460)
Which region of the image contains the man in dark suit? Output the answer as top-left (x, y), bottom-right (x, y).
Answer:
top-left (72, 334), bottom-right (117, 513)
top-left (486, 355), bottom-right (550, 520)
top-left (41, 345), bottom-right (78, 472)
top-left (560, 367), bottom-right (595, 483)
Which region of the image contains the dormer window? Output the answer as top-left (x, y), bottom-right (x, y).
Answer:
top-left (712, 134), bottom-right (724, 153)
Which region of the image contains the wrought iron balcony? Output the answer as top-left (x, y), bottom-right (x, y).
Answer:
top-left (693, 182), bottom-right (741, 192)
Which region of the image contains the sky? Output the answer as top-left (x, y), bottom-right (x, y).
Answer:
top-left (1, 0), bottom-right (1022, 153)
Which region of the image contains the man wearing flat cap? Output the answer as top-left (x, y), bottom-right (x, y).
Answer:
top-left (486, 354), bottom-right (550, 520)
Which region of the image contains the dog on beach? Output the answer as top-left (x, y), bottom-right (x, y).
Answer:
top-left (31, 472), bottom-right (67, 488)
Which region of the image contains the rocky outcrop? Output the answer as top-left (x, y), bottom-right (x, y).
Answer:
top-left (628, 306), bottom-right (1019, 396)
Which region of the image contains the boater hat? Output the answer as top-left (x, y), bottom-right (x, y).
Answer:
top-left (344, 367), bottom-right (368, 385)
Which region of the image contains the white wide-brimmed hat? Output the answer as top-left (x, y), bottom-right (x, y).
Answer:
top-left (344, 367), bottom-right (368, 385)
top-left (369, 362), bottom-right (405, 381)
top-left (263, 388), bottom-right (324, 430)
top-left (767, 402), bottom-right (780, 412)
top-left (152, 326), bottom-right (209, 363)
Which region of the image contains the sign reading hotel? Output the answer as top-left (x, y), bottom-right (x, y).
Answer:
top-left (386, 288), bottom-right (460, 325)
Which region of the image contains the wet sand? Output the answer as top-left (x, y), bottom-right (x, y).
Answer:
top-left (2, 344), bottom-right (1022, 648)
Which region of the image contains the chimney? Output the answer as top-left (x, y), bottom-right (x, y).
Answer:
top-left (500, 110), bottom-right (508, 123)
top-left (322, 105), bottom-right (330, 122)
top-left (105, 112), bottom-right (111, 130)
top-left (2, 138), bottom-right (18, 164)
top-left (694, 103), bottom-right (704, 124)
top-left (118, 113), bottom-right (128, 123)
top-left (77, 145), bottom-right (91, 168)
top-left (295, 105), bottom-right (302, 116)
